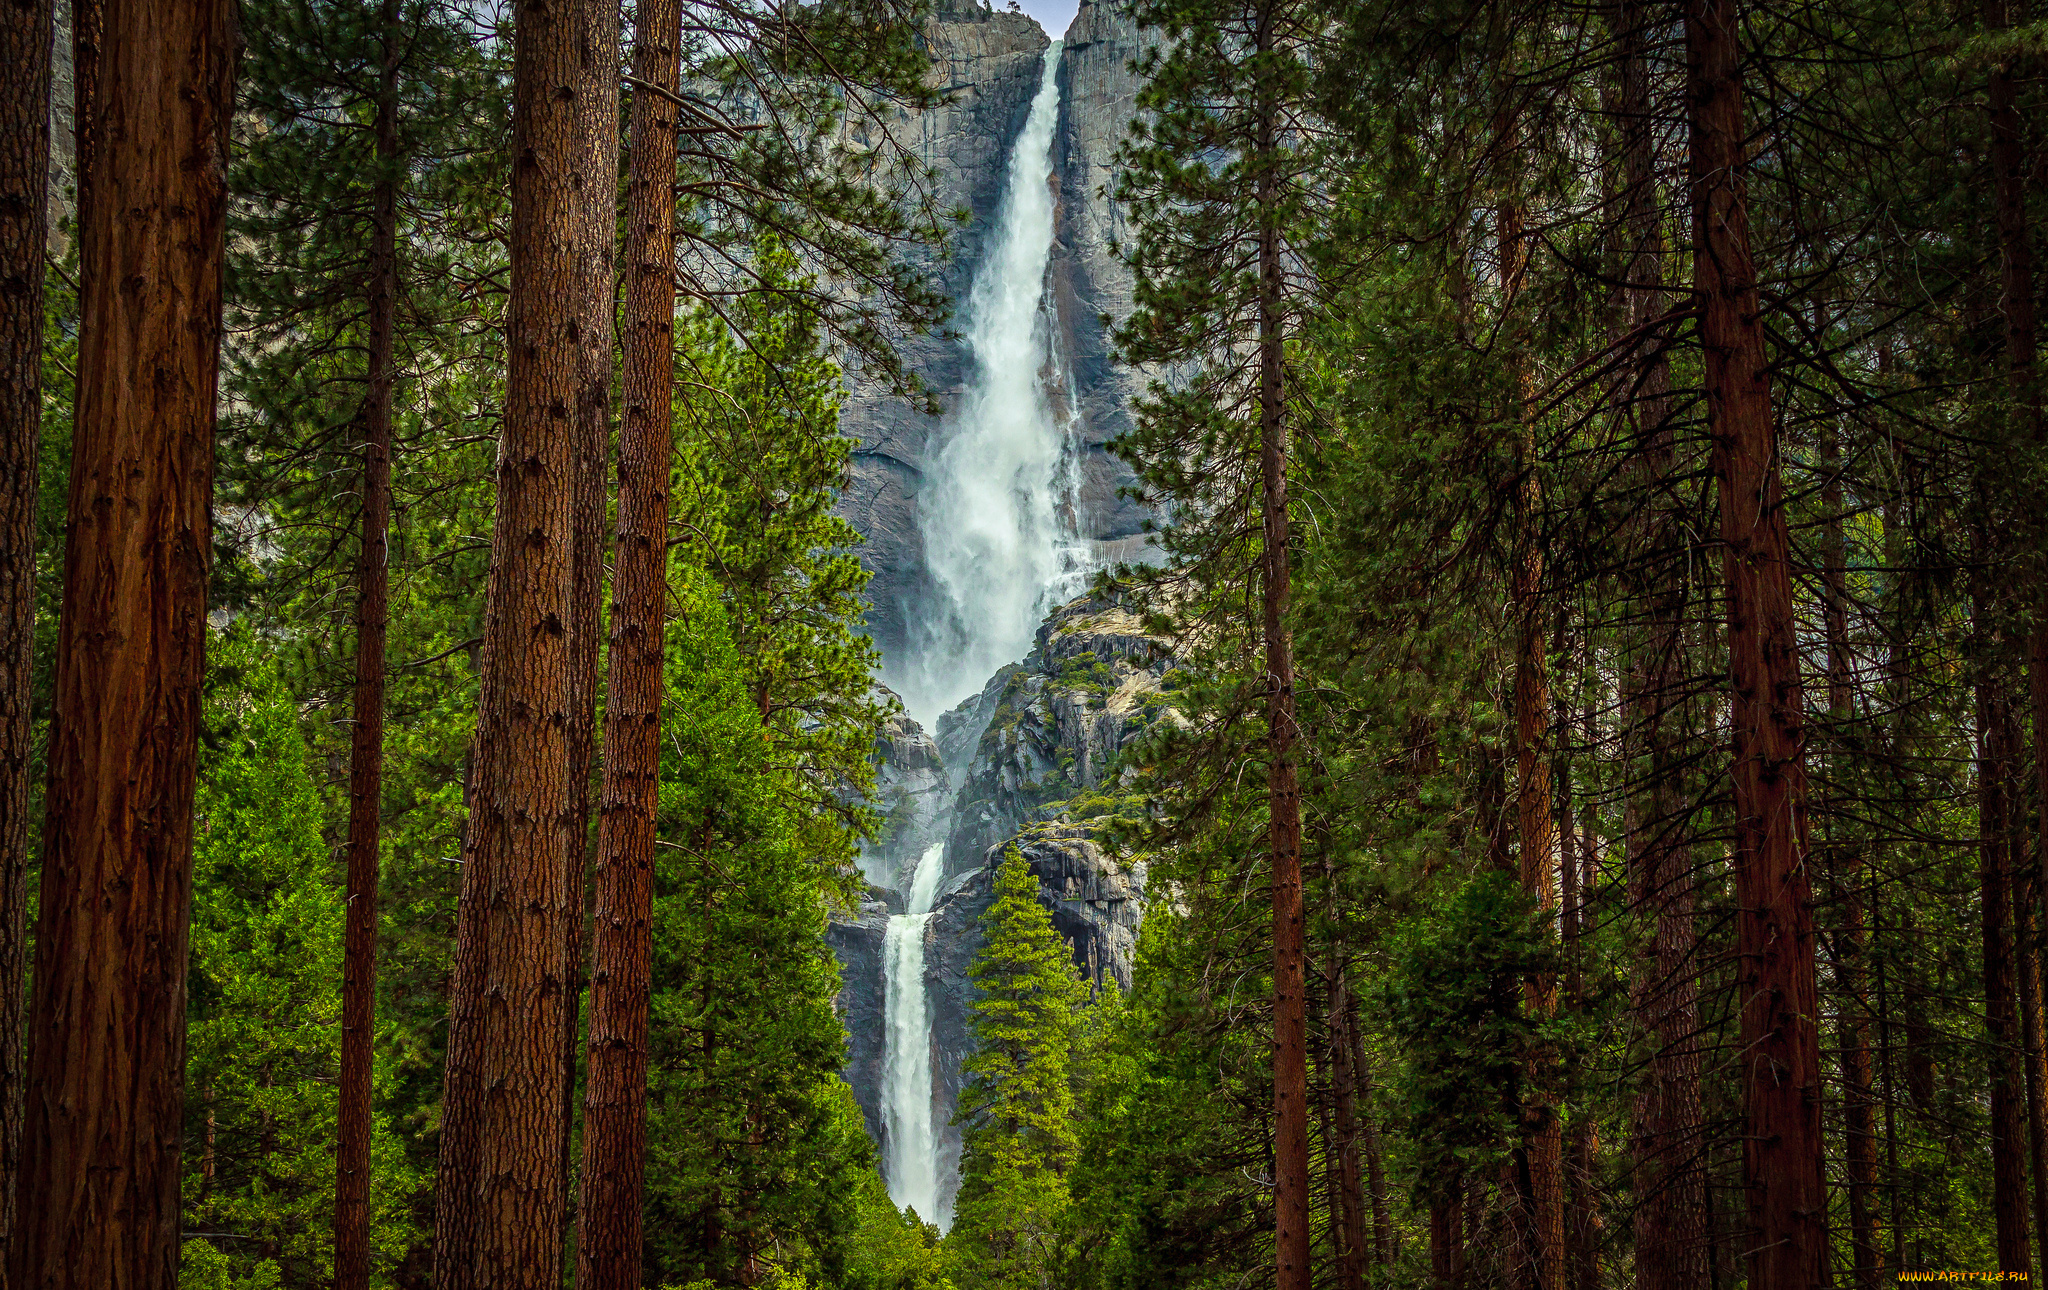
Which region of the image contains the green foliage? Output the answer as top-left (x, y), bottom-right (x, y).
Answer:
top-left (180, 631), bottom-right (421, 1288)
top-left (1381, 873), bottom-right (1560, 1202)
top-left (946, 851), bottom-right (1087, 1290)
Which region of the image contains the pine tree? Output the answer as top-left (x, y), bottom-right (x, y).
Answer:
top-left (0, 0), bottom-right (50, 1256)
top-left (949, 849), bottom-right (1086, 1290)
top-left (11, 0), bottom-right (235, 1283)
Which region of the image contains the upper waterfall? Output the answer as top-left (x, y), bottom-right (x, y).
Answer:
top-left (889, 44), bottom-right (1089, 729)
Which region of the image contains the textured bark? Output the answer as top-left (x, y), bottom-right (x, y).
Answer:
top-left (1979, 683), bottom-right (2032, 1276)
top-left (1612, 20), bottom-right (1707, 1279)
top-left (1325, 957), bottom-right (1368, 1290)
top-left (1500, 188), bottom-right (1564, 1290)
top-left (334, 6), bottom-right (401, 1287)
top-left (7, 0), bottom-right (232, 1283)
top-left (573, 0), bottom-right (679, 1281)
top-left (1817, 435), bottom-right (1881, 1290)
top-left (0, 0), bottom-right (52, 1262)
top-left (1987, 6), bottom-right (2048, 1266)
top-left (1557, 724), bottom-right (1600, 1290)
top-left (1431, 1190), bottom-right (1464, 1290)
top-left (1255, 6), bottom-right (1308, 1285)
top-left (1682, 3), bottom-right (1828, 1283)
top-left (431, 0), bottom-right (588, 1282)
top-left (559, 0), bottom-right (619, 1196)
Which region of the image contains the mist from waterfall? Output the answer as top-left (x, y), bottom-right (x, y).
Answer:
top-left (893, 43), bottom-right (1090, 730)
top-left (881, 843), bottom-right (947, 1225)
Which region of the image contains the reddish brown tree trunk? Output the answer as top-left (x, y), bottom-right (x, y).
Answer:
top-left (1682, 2), bottom-right (1829, 1284)
top-left (1325, 957), bottom-right (1368, 1290)
top-left (1980, 682), bottom-right (2032, 1276)
top-left (0, 0), bottom-right (52, 1261)
top-left (334, 5), bottom-right (402, 1286)
top-left (1612, 8), bottom-right (1708, 1276)
top-left (1985, 6), bottom-right (2048, 1268)
top-left (1499, 187), bottom-right (1565, 1290)
top-left (1431, 1189), bottom-right (1465, 1290)
top-left (559, 0), bottom-right (619, 1198)
top-left (7, 0), bottom-right (232, 1284)
top-left (1254, 6), bottom-right (1308, 1286)
top-left (1819, 441), bottom-right (1882, 1290)
top-left (431, 0), bottom-right (589, 1283)
top-left (573, 0), bottom-right (679, 1282)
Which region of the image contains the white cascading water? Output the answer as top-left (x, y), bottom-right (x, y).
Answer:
top-left (881, 842), bottom-right (948, 1223)
top-left (893, 43), bottom-right (1090, 729)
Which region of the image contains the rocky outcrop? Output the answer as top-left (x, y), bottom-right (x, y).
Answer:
top-left (826, 895), bottom-right (894, 1146)
top-left (943, 591), bottom-right (1174, 876)
top-left (1048, 0), bottom-right (1153, 566)
top-left (860, 687), bottom-right (955, 899)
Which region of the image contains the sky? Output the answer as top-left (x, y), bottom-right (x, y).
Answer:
top-left (1005, 0), bottom-right (1081, 39)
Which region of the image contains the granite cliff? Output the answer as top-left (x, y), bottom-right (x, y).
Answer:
top-left (837, 0), bottom-right (1152, 665)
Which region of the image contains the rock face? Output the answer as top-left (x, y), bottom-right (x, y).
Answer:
top-left (943, 592), bottom-right (1174, 877)
top-left (836, 0), bottom-right (1153, 662)
top-left (860, 687), bottom-right (955, 901)
top-left (831, 591), bottom-right (1172, 1204)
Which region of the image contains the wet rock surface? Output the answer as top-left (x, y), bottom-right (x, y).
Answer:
top-left (836, 0), bottom-right (1152, 662)
top-left (832, 591), bottom-right (1174, 1192)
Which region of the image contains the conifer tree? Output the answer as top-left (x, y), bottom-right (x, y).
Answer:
top-left (949, 849), bottom-right (1086, 1290)
top-left (11, 0), bottom-right (235, 1282)
top-left (0, 0), bottom-right (50, 1255)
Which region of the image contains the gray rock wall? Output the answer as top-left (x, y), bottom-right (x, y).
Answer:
top-left (837, 0), bottom-right (1153, 662)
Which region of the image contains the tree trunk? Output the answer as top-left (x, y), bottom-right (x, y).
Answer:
top-left (1432, 1187), bottom-right (1464, 1290)
top-left (1985, 6), bottom-right (2048, 1268)
top-left (1980, 680), bottom-right (2033, 1276)
top-left (333, 5), bottom-right (402, 1288)
top-left (1326, 957), bottom-right (1368, 1290)
top-left (573, 0), bottom-right (679, 1281)
top-left (7, 0), bottom-right (232, 1283)
top-left (0, 0), bottom-right (51, 1261)
top-left (1816, 429), bottom-right (1882, 1289)
top-left (1557, 702), bottom-right (1600, 1290)
top-left (431, 0), bottom-right (589, 1282)
top-left (1499, 184), bottom-right (1565, 1290)
top-left (1682, 2), bottom-right (1828, 1283)
top-left (1255, 6), bottom-right (1308, 1287)
top-left (1612, 6), bottom-right (1708, 1279)
top-left (559, 0), bottom-right (619, 1202)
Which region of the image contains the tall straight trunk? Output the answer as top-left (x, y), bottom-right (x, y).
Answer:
top-left (1500, 188), bottom-right (1565, 1290)
top-left (2016, 881), bottom-right (2048, 1285)
top-left (0, 0), bottom-right (52, 1258)
top-left (1980, 680), bottom-right (2032, 1275)
top-left (333, 7), bottom-right (402, 1287)
top-left (1614, 8), bottom-right (1707, 1285)
top-left (573, 0), bottom-right (680, 1281)
top-left (560, 0), bottom-right (619, 1198)
top-left (432, 0), bottom-right (589, 1282)
top-left (1254, 6), bottom-right (1308, 1287)
top-left (1432, 1188), bottom-right (1465, 1290)
top-left (1325, 952), bottom-right (1368, 1290)
top-left (1985, 10), bottom-right (2048, 1268)
top-left (7, 0), bottom-right (232, 1283)
top-left (1819, 432), bottom-right (1881, 1288)
top-left (1347, 993), bottom-right (1394, 1266)
top-left (1557, 697), bottom-right (1600, 1290)
top-left (1682, 2), bottom-right (1828, 1282)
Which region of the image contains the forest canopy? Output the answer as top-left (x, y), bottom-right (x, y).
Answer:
top-left (0, 0), bottom-right (2042, 1286)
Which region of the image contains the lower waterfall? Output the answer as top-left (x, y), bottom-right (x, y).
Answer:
top-left (881, 843), bottom-right (947, 1224)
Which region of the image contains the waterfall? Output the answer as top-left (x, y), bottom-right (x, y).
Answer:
top-left (893, 43), bottom-right (1088, 728)
top-left (881, 843), bottom-right (947, 1223)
